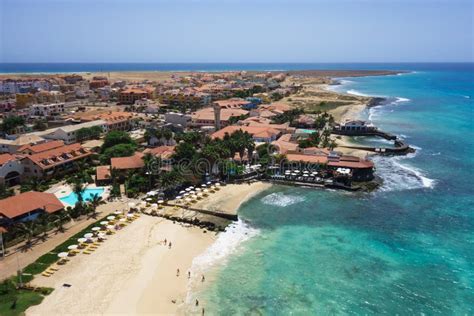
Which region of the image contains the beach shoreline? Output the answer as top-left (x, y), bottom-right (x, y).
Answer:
top-left (25, 181), bottom-right (272, 315)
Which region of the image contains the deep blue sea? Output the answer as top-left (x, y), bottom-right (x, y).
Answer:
top-left (184, 64), bottom-right (474, 315)
top-left (0, 62), bottom-right (472, 73)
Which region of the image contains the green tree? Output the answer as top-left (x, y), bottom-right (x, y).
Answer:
top-left (101, 131), bottom-right (136, 152)
top-left (33, 119), bottom-right (48, 131)
top-left (101, 143), bottom-right (136, 164)
top-left (1, 116), bottom-right (25, 134)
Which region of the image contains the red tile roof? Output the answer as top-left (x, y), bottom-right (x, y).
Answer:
top-left (143, 146), bottom-right (175, 160)
top-left (96, 165), bottom-right (111, 181)
top-left (111, 152), bottom-right (144, 170)
top-left (0, 153), bottom-right (15, 166)
top-left (18, 140), bottom-right (65, 154)
top-left (0, 191), bottom-right (63, 220)
top-left (212, 126), bottom-right (280, 140)
top-left (26, 143), bottom-right (91, 170)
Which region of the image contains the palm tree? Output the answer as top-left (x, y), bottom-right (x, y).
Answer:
top-left (15, 221), bottom-right (38, 251)
top-left (73, 180), bottom-right (85, 204)
top-left (88, 193), bottom-right (103, 218)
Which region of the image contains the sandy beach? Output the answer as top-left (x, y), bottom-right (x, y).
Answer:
top-left (26, 182), bottom-right (272, 315)
top-left (193, 182), bottom-right (272, 215)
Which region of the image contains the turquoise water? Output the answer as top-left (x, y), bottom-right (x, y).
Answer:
top-left (194, 65), bottom-right (474, 314)
top-left (59, 188), bottom-right (105, 205)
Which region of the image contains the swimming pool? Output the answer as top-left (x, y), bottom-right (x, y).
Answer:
top-left (59, 187), bottom-right (105, 205)
top-left (296, 128), bottom-right (317, 134)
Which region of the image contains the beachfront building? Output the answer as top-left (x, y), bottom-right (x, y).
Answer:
top-left (335, 120), bottom-right (377, 133)
top-left (0, 154), bottom-right (24, 186)
top-left (0, 191), bottom-right (63, 226)
top-left (285, 151), bottom-right (375, 181)
top-left (21, 143), bottom-right (92, 179)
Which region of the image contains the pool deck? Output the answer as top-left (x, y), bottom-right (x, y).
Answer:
top-left (46, 183), bottom-right (110, 206)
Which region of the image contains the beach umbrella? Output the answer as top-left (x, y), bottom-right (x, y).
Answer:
top-left (98, 232), bottom-right (106, 239)
top-left (107, 216), bottom-right (116, 221)
top-left (185, 188), bottom-right (191, 192)
top-left (175, 195), bottom-right (182, 200)
top-left (215, 183), bottom-right (221, 186)
top-left (147, 191), bottom-right (158, 196)
top-left (303, 170), bottom-right (309, 174)
top-left (127, 213), bottom-right (135, 218)
top-left (119, 218), bottom-right (127, 223)
top-left (179, 190), bottom-right (185, 194)
top-left (68, 245), bottom-right (78, 250)
top-left (91, 227), bottom-right (101, 232)
top-left (294, 170), bottom-right (300, 173)
top-left (114, 211), bottom-right (122, 215)
top-left (285, 170), bottom-right (291, 174)
top-left (201, 184), bottom-right (206, 187)
top-left (195, 188), bottom-right (202, 192)
top-left (206, 181), bottom-right (212, 185)
top-left (84, 233), bottom-right (93, 239)
top-left (78, 238), bottom-right (87, 244)
top-left (303, 174), bottom-right (309, 177)
top-left (184, 193), bottom-right (189, 196)
top-left (106, 225), bottom-right (114, 230)
top-left (158, 200), bottom-right (164, 204)
top-left (145, 198), bottom-right (153, 201)
top-left (189, 186), bottom-right (195, 189)
top-left (150, 203), bottom-right (158, 209)
top-left (57, 252), bottom-right (68, 258)
top-left (100, 221), bottom-right (108, 226)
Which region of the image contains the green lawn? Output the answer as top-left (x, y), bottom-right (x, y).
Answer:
top-left (0, 281), bottom-right (52, 316)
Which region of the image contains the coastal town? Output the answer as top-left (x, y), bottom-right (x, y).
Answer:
top-left (0, 69), bottom-right (408, 314)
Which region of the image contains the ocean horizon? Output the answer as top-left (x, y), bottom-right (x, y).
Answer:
top-left (1, 62), bottom-right (473, 74)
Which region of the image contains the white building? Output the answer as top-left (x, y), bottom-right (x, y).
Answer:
top-left (30, 103), bottom-right (65, 117)
top-left (164, 112), bottom-right (192, 128)
top-left (0, 154), bottom-right (24, 186)
top-left (33, 120), bottom-right (107, 144)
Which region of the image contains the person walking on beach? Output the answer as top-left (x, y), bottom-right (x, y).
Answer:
top-left (188, 271), bottom-right (191, 279)
top-left (164, 238), bottom-right (167, 245)
top-left (201, 275), bottom-right (205, 282)
top-left (176, 269), bottom-right (180, 277)
top-left (202, 307), bottom-right (205, 315)
top-left (169, 242), bottom-right (172, 249)
top-left (195, 299), bottom-right (199, 307)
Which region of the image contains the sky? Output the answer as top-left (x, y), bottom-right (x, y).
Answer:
top-left (0, 0), bottom-right (473, 63)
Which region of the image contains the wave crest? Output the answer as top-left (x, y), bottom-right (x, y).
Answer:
top-left (373, 154), bottom-right (436, 192)
top-left (261, 193), bottom-right (305, 207)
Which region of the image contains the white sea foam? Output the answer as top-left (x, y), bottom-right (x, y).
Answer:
top-left (189, 219), bottom-right (259, 274)
top-left (395, 97), bottom-right (411, 103)
top-left (186, 219), bottom-right (260, 305)
top-left (373, 154), bottom-right (436, 192)
top-left (346, 89), bottom-right (370, 97)
top-left (261, 192), bottom-right (305, 207)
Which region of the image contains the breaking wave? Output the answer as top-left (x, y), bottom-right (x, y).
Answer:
top-left (190, 219), bottom-right (259, 274)
top-left (373, 153), bottom-right (436, 192)
top-left (261, 193), bottom-right (305, 207)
